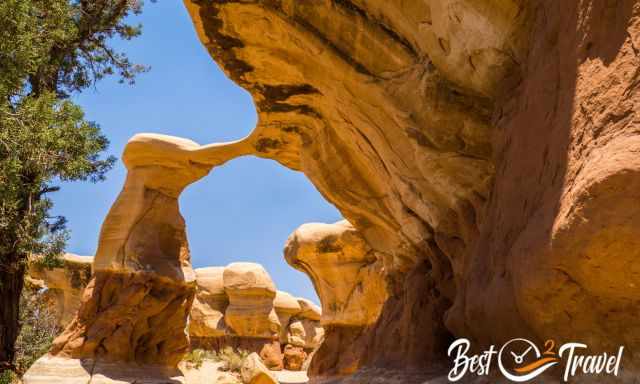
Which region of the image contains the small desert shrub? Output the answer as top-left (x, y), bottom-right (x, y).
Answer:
top-left (0, 282), bottom-right (61, 382)
top-left (182, 348), bottom-right (216, 369)
top-left (0, 370), bottom-right (18, 384)
top-left (14, 282), bottom-right (62, 377)
top-left (215, 347), bottom-right (249, 373)
top-left (182, 346), bottom-right (248, 373)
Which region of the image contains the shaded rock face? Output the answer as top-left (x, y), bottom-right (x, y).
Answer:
top-left (27, 254), bottom-right (93, 327)
top-left (190, 267), bottom-right (228, 338)
top-left (283, 344), bottom-right (307, 371)
top-left (456, 0), bottom-right (640, 364)
top-left (183, 0), bottom-right (640, 379)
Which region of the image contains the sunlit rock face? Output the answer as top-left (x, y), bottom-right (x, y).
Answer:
top-left (28, 254), bottom-right (93, 327)
top-left (223, 262), bottom-right (281, 338)
top-left (190, 263), bottom-right (323, 372)
top-left (285, 220), bottom-right (387, 375)
top-left (285, 220), bottom-right (386, 327)
top-left (49, 134), bottom-right (212, 367)
top-left (184, 0), bottom-right (640, 380)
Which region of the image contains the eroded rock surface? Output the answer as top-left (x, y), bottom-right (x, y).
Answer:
top-left (285, 220), bottom-right (386, 327)
top-left (183, 0), bottom-right (640, 380)
top-left (283, 344), bottom-right (307, 372)
top-left (25, 133), bottom-right (257, 382)
top-left (28, 254), bottom-right (93, 327)
top-left (190, 267), bottom-right (228, 338)
top-left (189, 263), bottom-right (322, 372)
top-left (223, 262), bottom-right (280, 338)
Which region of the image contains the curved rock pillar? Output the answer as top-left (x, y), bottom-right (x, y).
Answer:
top-left (47, 134), bottom-right (222, 368)
top-left (285, 220), bottom-right (387, 376)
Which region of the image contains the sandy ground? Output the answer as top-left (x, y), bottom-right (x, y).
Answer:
top-left (180, 360), bottom-right (309, 383)
top-left (180, 361), bottom-right (240, 383)
top-left (271, 369), bottom-right (309, 384)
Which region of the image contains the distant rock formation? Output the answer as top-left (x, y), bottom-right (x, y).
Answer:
top-left (27, 254), bottom-right (93, 327)
top-left (189, 263), bottom-right (323, 372)
top-left (189, 267), bottom-right (227, 338)
top-left (26, 256), bottom-right (323, 379)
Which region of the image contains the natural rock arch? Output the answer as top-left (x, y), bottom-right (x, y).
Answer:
top-left (23, 0), bottom-right (640, 382)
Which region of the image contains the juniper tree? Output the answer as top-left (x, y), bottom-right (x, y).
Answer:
top-left (0, 0), bottom-right (150, 371)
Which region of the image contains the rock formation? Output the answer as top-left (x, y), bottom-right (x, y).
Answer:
top-left (27, 254), bottom-right (93, 327)
top-left (182, 0), bottom-right (640, 381)
top-left (189, 263), bottom-right (322, 372)
top-left (223, 262), bottom-right (280, 338)
top-left (274, 290), bottom-right (301, 343)
top-left (285, 220), bottom-right (387, 327)
top-left (285, 220), bottom-right (387, 375)
top-left (25, 251), bottom-right (323, 379)
top-left (189, 267), bottom-right (228, 338)
top-left (24, 134), bottom-right (253, 383)
top-left (283, 344), bottom-right (307, 372)
top-left (24, 0), bottom-right (640, 381)
top-left (48, 134), bottom-right (212, 367)
top-left (240, 353), bottom-right (278, 384)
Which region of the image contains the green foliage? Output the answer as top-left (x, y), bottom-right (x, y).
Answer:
top-left (216, 347), bottom-right (249, 373)
top-left (0, 0), bottom-right (150, 98)
top-left (0, 0), bottom-right (150, 373)
top-left (0, 93), bottom-right (115, 265)
top-left (0, 370), bottom-right (17, 384)
top-left (182, 347), bottom-right (249, 373)
top-left (13, 283), bottom-right (62, 376)
top-left (182, 348), bottom-right (217, 369)
top-left (0, 0), bottom-right (150, 269)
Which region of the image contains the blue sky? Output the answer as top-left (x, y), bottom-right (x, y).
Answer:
top-left (52, 1), bottom-right (340, 302)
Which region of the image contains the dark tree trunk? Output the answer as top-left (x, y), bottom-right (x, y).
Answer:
top-left (0, 261), bottom-right (25, 373)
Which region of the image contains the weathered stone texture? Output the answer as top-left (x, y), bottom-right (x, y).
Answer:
top-left (183, 0), bottom-right (640, 380)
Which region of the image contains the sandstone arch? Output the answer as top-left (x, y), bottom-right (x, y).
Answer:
top-left (181, 0), bottom-right (640, 381)
top-left (23, 1), bottom-right (640, 382)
